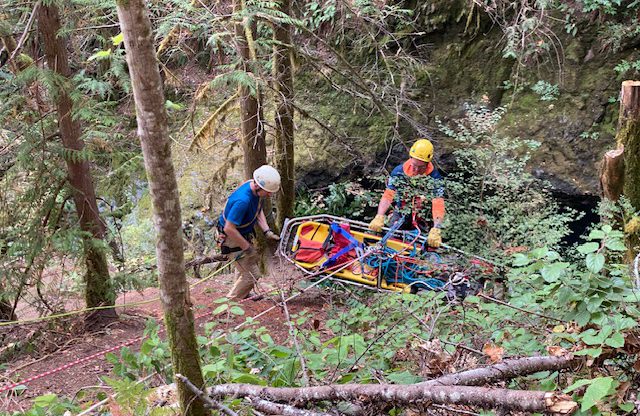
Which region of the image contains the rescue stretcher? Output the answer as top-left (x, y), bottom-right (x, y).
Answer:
top-left (278, 215), bottom-right (500, 297)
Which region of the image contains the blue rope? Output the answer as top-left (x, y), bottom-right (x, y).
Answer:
top-left (364, 246), bottom-right (445, 291)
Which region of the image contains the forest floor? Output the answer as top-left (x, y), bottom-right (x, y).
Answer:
top-left (0, 259), bottom-right (333, 413)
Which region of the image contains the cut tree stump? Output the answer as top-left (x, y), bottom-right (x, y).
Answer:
top-left (599, 146), bottom-right (625, 201)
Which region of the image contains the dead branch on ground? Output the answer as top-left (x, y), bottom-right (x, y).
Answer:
top-left (206, 383), bottom-right (577, 414)
top-left (246, 397), bottom-right (332, 416)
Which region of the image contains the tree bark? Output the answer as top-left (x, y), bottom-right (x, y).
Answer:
top-left (0, 14), bottom-right (33, 73)
top-left (246, 397), bottom-right (332, 416)
top-left (37, 4), bottom-right (115, 315)
top-left (423, 355), bottom-right (580, 387)
top-left (273, 0), bottom-right (295, 228)
top-left (599, 146), bottom-right (625, 201)
top-left (208, 383), bottom-right (576, 414)
top-left (115, 2), bottom-right (206, 416)
top-left (234, 0), bottom-right (267, 180)
top-left (617, 81), bottom-right (640, 260)
top-left (0, 22), bottom-right (19, 73)
top-left (0, 291), bottom-right (16, 321)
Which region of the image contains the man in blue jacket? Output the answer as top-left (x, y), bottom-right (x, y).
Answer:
top-left (218, 165), bottom-right (281, 300)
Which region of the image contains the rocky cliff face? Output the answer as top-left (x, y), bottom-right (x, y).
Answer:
top-left (296, 2), bottom-right (636, 197)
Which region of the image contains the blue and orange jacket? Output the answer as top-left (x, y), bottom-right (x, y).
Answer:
top-left (382, 160), bottom-right (445, 224)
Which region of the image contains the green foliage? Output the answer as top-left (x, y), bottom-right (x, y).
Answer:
top-left (509, 222), bottom-right (636, 328)
top-left (438, 105), bottom-right (573, 259)
top-left (0, 394), bottom-right (79, 416)
top-left (103, 377), bottom-right (174, 416)
top-left (531, 80), bottom-right (559, 101)
top-left (614, 59), bottom-right (640, 76)
top-left (579, 0), bottom-right (623, 14)
top-left (302, 0), bottom-right (337, 30)
top-left (106, 320), bottom-right (172, 381)
top-left (294, 180), bottom-right (378, 218)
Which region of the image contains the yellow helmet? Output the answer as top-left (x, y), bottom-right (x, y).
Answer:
top-left (409, 139), bottom-right (434, 162)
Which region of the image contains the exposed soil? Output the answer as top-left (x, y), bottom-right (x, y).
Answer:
top-left (0, 260), bottom-right (331, 413)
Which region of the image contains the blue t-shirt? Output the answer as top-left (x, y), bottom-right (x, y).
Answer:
top-left (219, 182), bottom-right (262, 236)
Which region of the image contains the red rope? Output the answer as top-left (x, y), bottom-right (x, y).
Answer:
top-left (0, 306), bottom-right (218, 395)
top-left (1, 256), bottom-right (361, 395)
top-left (0, 336), bottom-right (143, 394)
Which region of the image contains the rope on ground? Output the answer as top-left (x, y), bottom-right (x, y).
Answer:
top-left (0, 335), bottom-right (143, 394)
top-left (227, 253), bottom-right (371, 332)
top-left (0, 260), bottom-right (233, 328)
top-left (0, 253), bottom-right (365, 403)
top-left (0, 265), bottom-right (232, 395)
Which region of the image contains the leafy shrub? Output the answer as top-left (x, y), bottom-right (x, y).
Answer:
top-left (294, 180), bottom-right (378, 218)
top-left (0, 394), bottom-right (79, 416)
top-left (106, 320), bottom-right (172, 381)
top-left (438, 105), bottom-right (573, 259)
top-left (531, 80), bottom-right (559, 101)
top-left (614, 59), bottom-right (640, 76)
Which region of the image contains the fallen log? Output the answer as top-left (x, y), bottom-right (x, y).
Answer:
top-left (175, 374), bottom-right (237, 416)
top-left (207, 383), bottom-right (577, 414)
top-left (424, 354), bottom-right (580, 387)
top-left (246, 397), bottom-right (333, 416)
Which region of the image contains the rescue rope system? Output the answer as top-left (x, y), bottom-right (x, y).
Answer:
top-left (279, 214), bottom-right (503, 298)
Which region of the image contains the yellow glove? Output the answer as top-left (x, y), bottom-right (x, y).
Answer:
top-left (427, 227), bottom-right (442, 248)
top-left (369, 214), bottom-right (385, 232)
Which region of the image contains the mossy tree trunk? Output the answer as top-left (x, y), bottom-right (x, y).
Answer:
top-left (617, 81), bottom-right (640, 260)
top-left (273, 0), bottom-right (295, 228)
top-left (0, 20), bottom-right (18, 73)
top-left (234, 0), bottom-right (267, 180)
top-left (0, 289), bottom-right (16, 321)
top-left (233, 0), bottom-right (276, 250)
top-left (115, 1), bottom-right (206, 415)
top-left (37, 4), bottom-right (115, 317)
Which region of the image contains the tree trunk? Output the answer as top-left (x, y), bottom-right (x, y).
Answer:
top-left (0, 19), bottom-right (29, 73)
top-left (0, 23), bottom-right (18, 73)
top-left (617, 81), bottom-right (640, 260)
top-left (234, 0), bottom-right (267, 180)
top-left (599, 146), bottom-right (625, 201)
top-left (273, 0), bottom-right (295, 228)
top-left (0, 291), bottom-right (16, 321)
top-left (37, 4), bottom-right (115, 316)
top-left (115, 2), bottom-right (206, 415)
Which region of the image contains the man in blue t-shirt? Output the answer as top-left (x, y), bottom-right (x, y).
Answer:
top-left (218, 165), bottom-right (281, 300)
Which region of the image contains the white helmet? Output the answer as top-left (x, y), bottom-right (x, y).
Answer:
top-left (253, 165), bottom-right (281, 193)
